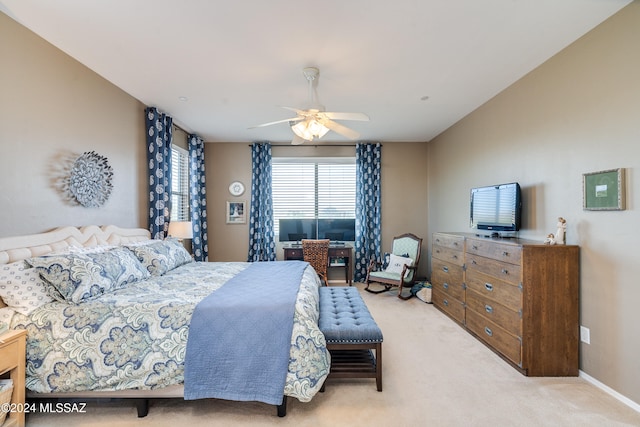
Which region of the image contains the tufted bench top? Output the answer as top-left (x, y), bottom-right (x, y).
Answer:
top-left (319, 286), bottom-right (383, 344)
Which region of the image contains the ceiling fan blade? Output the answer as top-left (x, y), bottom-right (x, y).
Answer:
top-left (321, 119), bottom-right (360, 140)
top-left (248, 116), bottom-right (302, 129)
top-left (323, 112), bottom-right (370, 122)
top-left (281, 106), bottom-right (306, 115)
top-left (291, 134), bottom-right (307, 145)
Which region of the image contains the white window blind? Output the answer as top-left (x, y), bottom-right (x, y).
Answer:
top-left (272, 158), bottom-right (355, 239)
top-left (171, 146), bottom-right (189, 221)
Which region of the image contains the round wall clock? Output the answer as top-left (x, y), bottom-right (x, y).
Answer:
top-left (228, 181), bottom-right (245, 196)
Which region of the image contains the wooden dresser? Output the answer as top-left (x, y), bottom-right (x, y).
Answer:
top-left (432, 232), bottom-right (580, 376)
top-left (431, 233), bottom-right (466, 325)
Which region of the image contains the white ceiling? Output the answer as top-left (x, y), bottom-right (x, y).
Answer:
top-left (1, 0), bottom-right (631, 143)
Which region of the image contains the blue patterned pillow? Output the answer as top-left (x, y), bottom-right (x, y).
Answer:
top-left (27, 247), bottom-right (150, 303)
top-left (126, 239), bottom-right (193, 276)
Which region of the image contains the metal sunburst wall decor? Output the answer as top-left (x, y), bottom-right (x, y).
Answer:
top-left (67, 151), bottom-right (114, 207)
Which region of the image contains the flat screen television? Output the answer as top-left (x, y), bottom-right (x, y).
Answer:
top-left (470, 182), bottom-right (522, 236)
top-left (317, 218), bottom-right (355, 242)
top-left (278, 219), bottom-right (317, 242)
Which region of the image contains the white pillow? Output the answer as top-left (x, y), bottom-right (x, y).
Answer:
top-left (385, 254), bottom-right (414, 276)
top-left (0, 261), bottom-right (54, 315)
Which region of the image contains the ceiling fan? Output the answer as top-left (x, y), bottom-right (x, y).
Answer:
top-left (250, 67), bottom-right (369, 145)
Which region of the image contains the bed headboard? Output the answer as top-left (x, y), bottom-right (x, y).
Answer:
top-left (0, 225), bottom-right (151, 265)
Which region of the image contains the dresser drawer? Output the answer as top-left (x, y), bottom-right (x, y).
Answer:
top-left (466, 253), bottom-right (521, 286)
top-left (466, 289), bottom-right (521, 337)
top-left (432, 233), bottom-right (464, 251)
top-left (466, 239), bottom-right (522, 265)
top-left (466, 309), bottom-right (521, 367)
top-left (431, 259), bottom-right (464, 301)
top-left (465, 268), bottom-right (521, 312)
top-left (432, 289), bottom-right (465, 325)
top-left (432, 245), bottom-right (464, 267)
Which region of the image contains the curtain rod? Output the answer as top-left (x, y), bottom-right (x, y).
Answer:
top-left (247, 143), bottom-right (382, 147)
top-left (172, 123), bottom-right (189, 135)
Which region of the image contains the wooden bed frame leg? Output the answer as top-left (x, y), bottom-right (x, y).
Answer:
top-left (136, 399), bottom-right (149, 417)
top-left (277, 396), bottom-right (287, 417)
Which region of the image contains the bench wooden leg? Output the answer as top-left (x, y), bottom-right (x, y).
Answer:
top-left (376, 343), bottom-right (382, 391)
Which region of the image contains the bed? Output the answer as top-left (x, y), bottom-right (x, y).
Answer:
top-left (0, 225), bottom-right (330, 417)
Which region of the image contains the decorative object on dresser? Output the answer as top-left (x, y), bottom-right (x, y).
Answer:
top-left (365, 233), bottom-right (423, 300)
top-left (431, 232), bottom-right (580, 376)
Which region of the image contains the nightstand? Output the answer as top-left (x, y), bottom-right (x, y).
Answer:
top-left (0, 330), bottom-right (26, 427)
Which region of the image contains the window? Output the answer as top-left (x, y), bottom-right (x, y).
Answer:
top-left (272, 157), bottom-right (356, 240)
top-left (171, 146), bottom-right (190, 221)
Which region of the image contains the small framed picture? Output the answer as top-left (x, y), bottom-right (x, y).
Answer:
top-left (226, 201), bottom-right (246, 224)
top-left (583, 168), bottom-right (625, 211)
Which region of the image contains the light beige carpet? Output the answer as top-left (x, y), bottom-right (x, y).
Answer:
top-left (27, 283), bottom-right (640, 427)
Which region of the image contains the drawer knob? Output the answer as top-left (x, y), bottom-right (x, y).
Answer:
top-left (453, 242), bottom-right (458, 246)
top-left (452, 254), bottom-right (458, 259)
top-left (443, 299), bottom-right (449, 307)
top-left (484, 283), bottom-right (494, 292)
top-left (484, 326), bottom-right (493, 337)
top-left (443, 282), bottom-right (449, 290)
top-left (442, 266), bottom-right (449, 273)
top-left (502, 251), bottom-right (509, 256)
top-left (436, 238), bottom-right (441, 243)
top-left (485, 304), bottom-right (493, 314)
top-left (501, 268), bottom-right (509, 275)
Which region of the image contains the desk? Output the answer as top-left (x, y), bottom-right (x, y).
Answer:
top-left (284, 245), bottom-right (353, 285)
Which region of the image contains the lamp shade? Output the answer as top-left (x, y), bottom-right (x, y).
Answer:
top-left (168, 221), bottom-right (193, 239)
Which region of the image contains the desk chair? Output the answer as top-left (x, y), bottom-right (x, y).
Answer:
top-left (302, 239), bottom-right (330, 286)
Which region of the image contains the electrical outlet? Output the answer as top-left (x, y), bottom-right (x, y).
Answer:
top-left (580, 326), bottom-right (591, 344)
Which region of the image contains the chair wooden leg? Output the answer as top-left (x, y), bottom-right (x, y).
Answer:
top-left (397, 283), bottom-right (412, 300)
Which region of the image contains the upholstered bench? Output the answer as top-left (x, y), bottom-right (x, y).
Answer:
top-left (318, 286), bottom-right (383, 391)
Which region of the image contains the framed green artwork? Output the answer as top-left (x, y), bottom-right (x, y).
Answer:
top-left (582, 168), bottom-right (625, 211)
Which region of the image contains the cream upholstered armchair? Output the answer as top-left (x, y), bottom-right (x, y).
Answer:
top-left (365, 233), bottom-right (423, 300)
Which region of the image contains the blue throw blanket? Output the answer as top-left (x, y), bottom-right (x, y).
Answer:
top-left (184, 261), bottom-right (308, 405)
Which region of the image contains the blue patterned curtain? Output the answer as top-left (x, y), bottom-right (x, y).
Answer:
top-left (188, 134), bottom-right (209, 261)
top-left (354, 143), bottom-right (382, 282)
top-left (145, 107), bottom-right (173, 240)
top-left (247, 142), bottom-right (276, 262)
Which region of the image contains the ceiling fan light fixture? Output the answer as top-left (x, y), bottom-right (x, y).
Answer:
top-left (290, 119), bottom-right (329, 141)
top-left (251, 67), bottom-right (368, 144)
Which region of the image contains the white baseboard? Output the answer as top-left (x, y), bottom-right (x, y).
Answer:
top-left (579, 370), bottom-right (640, 413)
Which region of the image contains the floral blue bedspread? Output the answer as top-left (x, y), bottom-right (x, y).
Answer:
top-left (10, 262), bottom-right (330, 402)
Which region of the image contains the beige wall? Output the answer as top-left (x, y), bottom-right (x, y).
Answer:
top-left (0, 13), bottom-right (147, 237)
top-left (205, 142), bottom-right (430, 278)
top-left (427, 2), bottom-right (640, 404)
